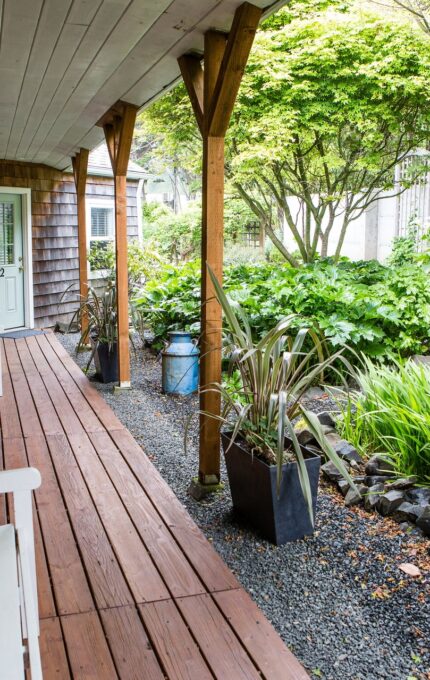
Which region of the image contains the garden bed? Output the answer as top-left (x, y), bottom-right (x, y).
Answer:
top-left (59, 332), bottom-right (430, 680)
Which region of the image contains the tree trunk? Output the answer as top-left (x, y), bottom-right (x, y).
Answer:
top-left (265, 222), bottom-right (299, 267)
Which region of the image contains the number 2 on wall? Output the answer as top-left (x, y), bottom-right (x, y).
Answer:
top-left (0, 268), bottom-right (4, 277)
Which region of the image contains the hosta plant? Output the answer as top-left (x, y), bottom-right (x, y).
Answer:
top-left (202, 266), bottom-right (356, 525)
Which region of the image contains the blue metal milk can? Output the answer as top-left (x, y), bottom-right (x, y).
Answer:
top-left (162, 331), bottom-right (199, 395)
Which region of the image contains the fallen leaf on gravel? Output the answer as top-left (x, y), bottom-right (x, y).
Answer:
top-left (371, 585), bottom-right (391, 599)
top-left (399, 563), bottom-right (421, 577)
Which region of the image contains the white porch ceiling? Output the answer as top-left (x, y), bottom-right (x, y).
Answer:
top-left (0, 0), bottom-right (285, 171)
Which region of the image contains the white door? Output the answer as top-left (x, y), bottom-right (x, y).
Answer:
top-left (0, 194), bottom-right (25, 330)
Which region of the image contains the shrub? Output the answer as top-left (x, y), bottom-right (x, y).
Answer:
top-left (133, 257), bottom-right (430, 359)
top-left (338, 358), bottom-right (430, 484)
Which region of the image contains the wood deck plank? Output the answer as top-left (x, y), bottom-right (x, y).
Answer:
top-left (110, 427), bottom-right (241, 594)
top-left (100, 605), bottom-right (165, 680)
top-left (139, 600), bottom-right (213, 680)
top-left (90, 430), bottom-right (206, 599)
top-left (0, 334), bottom-right (309, 679)
top-left (46, 433), bottom-right (135, 611)
top-left (40, 617), bottom-right (71, 680)
top-left (61, 611), bottom-right (118, 680)
top-left (214, 588), bottom-right (310, 680)
top-left (176, 593), bottom-right (261, 680)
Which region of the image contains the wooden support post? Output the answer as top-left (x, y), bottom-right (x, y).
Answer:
top-left (178, 2), bottom-right (262, 487)
top-left (99, 102), bottom-right (138, 388)
top-left (72, 148), bottom-right (89, 339)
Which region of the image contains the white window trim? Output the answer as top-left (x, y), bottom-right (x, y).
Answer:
top-left (86, 197), bottom-right (115, 280)
top-left (0, 187), bottom-right (33, 330)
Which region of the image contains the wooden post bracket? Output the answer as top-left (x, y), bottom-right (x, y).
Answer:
top-left (178, 2), bottom-right (262, 487)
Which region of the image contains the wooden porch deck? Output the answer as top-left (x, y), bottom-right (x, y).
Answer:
top-left (0, 332), bottom-right (309, 680)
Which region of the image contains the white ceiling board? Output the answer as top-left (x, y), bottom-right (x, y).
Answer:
top-left (27, 0), bottom-right (133, 161)
top-left (15, 21), bottom-right (88, 160)
top-left (5, 0), bottom-right (73, 159)
top-left (0, 0), bottom-right (286, 169)
top-left (0, 0), bottom-right (44, 157)
top-left (45, 0), bottom-right (223, 162)
top-left (35, 0), bottom-right (174, 164)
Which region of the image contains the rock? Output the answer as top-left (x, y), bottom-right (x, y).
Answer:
top-left (385, 477), bottom-right (418, 491)
top-left (416, 506), bottom-right (430, 536)
top-left (317, 411), bottom-right (337, 429)
top-left (321, 460), bottom-right (344, 482)
top-left (304, 386), bottom-right (326, 400)
top-left (365, 455), bottom-right (395, 476)
top-left (337, 479), bottom-right (350, 496)
top-left (405, 488), bottom-right (430, 507)
top-left (352, 475), bottom-right (366, 484)
top-left (392, 502), bottom-right (424, 524)
top-left (296, 428), bottom-right (317, 447)
top-left (377, 490), bottom-right (405, 517)
top-left (364, 483), bottom-right (385, 511)
top-left (345, 487), bottom-right (362, 507)
top-left (364, 475), bottom-right (392, 487)
top-left (326, 435), bottom-right (362, 464)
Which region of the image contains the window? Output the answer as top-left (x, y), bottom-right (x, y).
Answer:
top-left (90, 206), bottom-right (114, 243)
top-left (0, 202), bottom-right (15, 265)
top-left (87, 200), bottom-right (115, 274)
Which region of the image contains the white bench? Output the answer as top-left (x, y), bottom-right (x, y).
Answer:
top-left (0, 468), bottom-right (42, 680)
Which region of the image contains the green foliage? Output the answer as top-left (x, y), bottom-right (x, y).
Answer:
top-left (136, 4), bottom-right (430, 263)
top-left (87, 239), bottom-right (164, 288)
top-left (87, 242), bottom-right (115, 274)
top-left (143, 200), bottom-right (201, 262)
top-left (134, 257), bottom-right (430, 360)
top-left (197, 266), bottom-right (355, 524)
top-left (338, 358), bottom-right (430, 484)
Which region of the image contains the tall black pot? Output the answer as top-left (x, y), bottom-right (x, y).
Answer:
top-left (93, 339), bottom-right (118, 383)
top-left (221, 432), bottom-right (321, 545)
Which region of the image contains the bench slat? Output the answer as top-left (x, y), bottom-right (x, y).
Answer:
top-left (0, 524), bottom-right (24, 679)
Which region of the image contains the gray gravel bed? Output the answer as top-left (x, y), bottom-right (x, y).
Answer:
top-left (59, 332), bottom-right (430, 680)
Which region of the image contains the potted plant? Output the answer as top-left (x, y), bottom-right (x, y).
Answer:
top-left (200, 267), bottom-right (356, 545)
top-left (70, 283), bottom-right (119, 383)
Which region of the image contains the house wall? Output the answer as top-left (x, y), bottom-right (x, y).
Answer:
top-left (0, 160), bottom-right (140, 328)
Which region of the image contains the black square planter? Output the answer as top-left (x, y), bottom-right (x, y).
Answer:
top-left (93, 340), bottom-right (118, 383)
top-left (221, 432), bottom-right (321, 545)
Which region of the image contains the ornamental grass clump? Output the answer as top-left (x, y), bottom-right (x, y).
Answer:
top-left (199, 267), bottom-right (355, 525)
top-left (339, 359), bottom-right (430, 485)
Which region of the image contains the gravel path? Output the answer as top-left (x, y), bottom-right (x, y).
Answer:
top-left (59, 332), bottom-right (430, 680)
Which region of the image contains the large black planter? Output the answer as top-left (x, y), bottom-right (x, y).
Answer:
top-left (93, 339), bottom-right (118, 383)
top-left (221, 432), bottom-right (321, 545)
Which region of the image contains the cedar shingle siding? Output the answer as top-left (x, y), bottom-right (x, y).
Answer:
top-left (0, 160), bottom-right (140, 328)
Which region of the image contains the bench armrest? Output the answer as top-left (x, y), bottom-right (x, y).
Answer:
top-left (0, 468), bottom-right (41, 494)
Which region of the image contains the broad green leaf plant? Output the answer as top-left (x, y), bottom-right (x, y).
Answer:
top-left (203, 266), bottom-right (356, 525)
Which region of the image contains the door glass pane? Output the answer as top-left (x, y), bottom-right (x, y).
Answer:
top-left (0, 203), bottom-right (14, 265)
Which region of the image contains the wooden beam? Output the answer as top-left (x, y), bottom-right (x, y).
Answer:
top-left (101, 102), bottom-right (138, 388)
top-left (178, 55), bottom-right (204, 134)
top-left (72, 148), bottom-right (89, 339)
top-left (208, 2), bottom-right (262, 137)
top-left (178, 3), bottom-right (261, 487)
